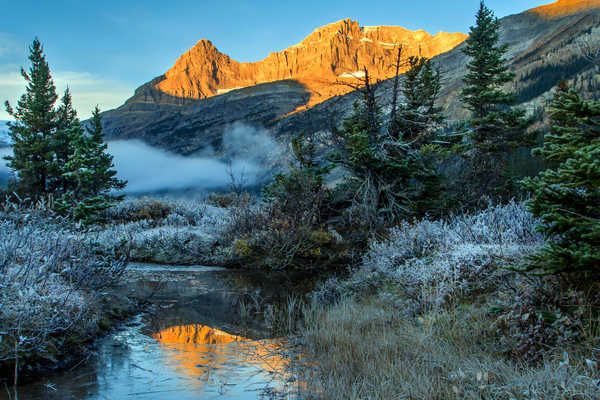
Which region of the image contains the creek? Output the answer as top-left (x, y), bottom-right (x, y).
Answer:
top-left (4, 264), bottom-right (303, 400)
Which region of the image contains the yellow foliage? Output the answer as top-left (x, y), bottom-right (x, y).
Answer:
top-left (232, 238), bottom-right (253, 257)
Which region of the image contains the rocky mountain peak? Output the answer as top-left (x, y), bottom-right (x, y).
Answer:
top-left (300, 18), bottom-right (363, 43)
top-left (152, 19), bottom-right (467, 108)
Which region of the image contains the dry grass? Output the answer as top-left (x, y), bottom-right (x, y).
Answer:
top-left (293, 203), bottom-right (600, 399)
top-left (296, 298), bottom-right (600, 399)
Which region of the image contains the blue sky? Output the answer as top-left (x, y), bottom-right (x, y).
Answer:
top-left (0, 0), bottom-right (544, 120)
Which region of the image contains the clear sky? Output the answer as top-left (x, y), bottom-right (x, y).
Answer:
top-left (0, 0), bottom-right (545, 120)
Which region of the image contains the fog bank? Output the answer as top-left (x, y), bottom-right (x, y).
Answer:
top-left (108, 124), bottom-right (282, 193)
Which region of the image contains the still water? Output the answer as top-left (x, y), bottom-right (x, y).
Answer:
top-left (6, 265), bottom-right (299, 400)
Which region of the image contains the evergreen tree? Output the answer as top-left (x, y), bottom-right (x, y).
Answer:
top-left (86, 107), bottom-right (126, 196)
top-left (4, 38), bottom-right (58, 197)
top-left (533, 80), bottom-right (593, 163)
top-left (57, 107), bottom-right (126, 224)
top-left (460, 1), bottom-right (534, 197)
top-left (264, 132), bottom-right (333, 225)
top-left (331, 71), bottom-right (443, 228)
top-left (50, 88), bottom-right (79, 194)
top-left (4, 38), bottom-right (126, 223)
top-left (390, 56), bottom-right (444, 144)
top-left (520, 87), bottom-right (600, 274)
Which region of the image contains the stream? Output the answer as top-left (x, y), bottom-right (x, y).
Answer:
top-left (4, 264), bottom-right (302, 400)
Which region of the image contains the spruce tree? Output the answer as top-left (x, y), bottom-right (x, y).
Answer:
top-left (86, 107), bottom-right (126, 196)
top-left (264, 132), bottom-right (333, 225)
top-left (390, 56), bottom-right (443, 144)
top-left (520, 87), bottom-right (600, 274)
top-left (50, 88), bottom-right (79, 194)
top-left (57, 107), bottom-right (126, 224)
top-left (4, 38), bottom-right (126, 223)
top-left (533, 80), bottom-right (592, 163)
top-left (460, 1), bottom-right (534, 198)
top-left (331, 71), bottom-right (443, 227)
top-left (4, 38), bottom-right (58, 197)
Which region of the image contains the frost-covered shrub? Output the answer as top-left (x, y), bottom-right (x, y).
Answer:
top-left (492, 275), bottom-right (598, 362)
top-left (0, 202), bottom-right (126, 370)
top-left (315, 201), bottom-right (545, 314)
top-left (91, 198), bottom-right (230, 265)
top-left (101, 197), bottom-right (172, 224)
top-left (221, 193), bottom-right (353, 271)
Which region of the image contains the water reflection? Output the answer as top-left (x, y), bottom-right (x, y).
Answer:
top-left (153, 324), bottom-right (289, 382)
top-left (1, 265), bottom-right (297, 400)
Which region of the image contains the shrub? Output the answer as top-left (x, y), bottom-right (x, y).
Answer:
top-left (0, 201), bottom-right (126, 374)
top-left (313, 201), bottom-right (544, 313)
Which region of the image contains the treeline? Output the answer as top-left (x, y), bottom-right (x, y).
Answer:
top-left (3, 39), bottom-right (126, 224)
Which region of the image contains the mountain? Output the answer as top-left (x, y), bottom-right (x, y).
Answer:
top-left (154, 20), bottom-right (466, 109)
top-left (100, 20), bottom-right (466, 153)
top-left (101, 0), bottom-right (600, 157)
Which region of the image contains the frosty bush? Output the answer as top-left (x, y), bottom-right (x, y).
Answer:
top-left (314, 201), bottom-right (545, 314)
top-left (0, 202), bottom-right (126, 371)
top-left (93, 198), bottom-right (230, 265)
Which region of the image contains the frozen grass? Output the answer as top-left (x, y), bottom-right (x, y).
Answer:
top-left (298, 299), bottom-right (600, 400)
top-left (0, 202), bottom-right (126, 370)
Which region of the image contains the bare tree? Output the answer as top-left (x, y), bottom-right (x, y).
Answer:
top-left (389, 45), bottom-right (405, 127)
top-left (226, 162), bottom-right (248, 195)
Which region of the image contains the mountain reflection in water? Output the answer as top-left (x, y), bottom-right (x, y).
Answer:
top-left (152, 324), bottom-right (289, 383)
top-left (2, 265), bottom-right (299, 400)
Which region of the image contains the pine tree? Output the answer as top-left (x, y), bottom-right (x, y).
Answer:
top-left (4, 38), bottom-right (126, 223)
top-left (264, 132), bottom-right (333, 225)
top-left (520, 87), bottom-right (600, 275)
top-left (390, 56), bottom-right (443, 144)
top-left (460, 1), bottom-right (534, 198)
top-left (50, 88), bottom-right (79, 194)
top-left (533, 80), bottom-right (593, 163)
top-left (57, 107), bottom-right (126, 224)
top-left (331, 70), bottom-right (443, 227)
top-left (86, 107), bottom-right (126, 196)
top-left (4, 38), bottom-right (58, 197)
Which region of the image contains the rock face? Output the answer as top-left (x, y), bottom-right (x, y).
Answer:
top-left (155, 20), bottom-right (466, 108)
top-left (101, 0), bottom-right (599, 159)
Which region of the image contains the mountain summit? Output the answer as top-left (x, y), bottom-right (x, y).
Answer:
top-left (152, 19), bottom-right (466, 109)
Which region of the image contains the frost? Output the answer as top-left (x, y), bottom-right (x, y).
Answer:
top-left (314, 201), bottom-right (545, 314)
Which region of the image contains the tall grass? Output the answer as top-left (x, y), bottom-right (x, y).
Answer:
top-left (298, 299), bottom-right (600, 400)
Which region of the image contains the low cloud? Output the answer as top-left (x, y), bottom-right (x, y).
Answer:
top-left (109, 123), bottom-right (283, 193)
